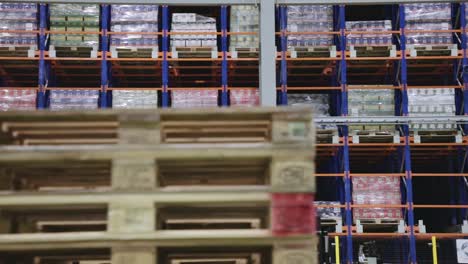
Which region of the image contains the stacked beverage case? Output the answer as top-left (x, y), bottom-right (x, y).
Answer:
top-left (314, 201), bottom-right (342, 220)
top-left (288, 94), bottom-right (330, 117)
top-left (112, 90), bottom-right (158, 109)
top-left (346, 20), bottom-right (392, 46)
top-left (353, 176), bottom-right (402, 221)
top-left (49, 90), bottom-right (99, 110)
top-left (348, 88), bottom-right (395, 132)
top-left (230, 5), bottom-right (259, 48)
top-left (109, 5), bottom-right (159, 109)
top-left (171, 90), bottom-right (218, 108)
top-left (171, 13), bottom-right (217, 48)
top-left (230, 89), bottom-right (259, 106)
top-left (49, 4), bottom-right (99, 47)
top-left (0, 89), bottom-right (36, 111)
top-left (110, 5), bottom-right (158, 48)
top-left (409, 88), bottom-right (456, 130)
top-left (405, 3), bottom-right (452, 45)
top-left (287, 5), bottom-right (333, 47)
top-left (0, 3), bottom-right (37, 47)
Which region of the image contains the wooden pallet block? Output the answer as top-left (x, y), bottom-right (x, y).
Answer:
top-left (347, 45), bottom-right (397, 58)
top-left (49, 44), bottom-right (99, 58)
top-left (0, 108), bottom-right (315, 147)
top-left (110, 46), bottom-right (159, 59)
top-left (0, 45), bottom-right (37, 58)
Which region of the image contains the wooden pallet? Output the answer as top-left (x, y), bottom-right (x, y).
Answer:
top-left (319, 217), bottom-right (342, 226)
top-left (411, 129), bottom-right (462, 144)
top-left (347, 45), bottom-right (397, 58)
top-left (0, 45), bottom-right (36, 58)
top-left (170, 46), bottom-right (218, 59)
top-left (229, 47), bottom-right (259, 58)
top-left (110, 46), bottom-right (159, 59)
top-left (49, 45), bottom-right (99, 58)
top-left (357, 218), bottom-right (401, 225)
top-left (350, 130), bottom-right (400, 144)
top-left (0, 107), bottom-right (317, 264)
top-left (406, 44), bottom-right (458, 57)
top-left (316, 129), bottom-right (339, 144)
top-left (8, 239), bottom-right (317, 264)
top-left (287, 46), bottom-right (337, 58)
top-left (0, 108), bottom-right (315, 146)
top-left (350, 218), bottom-right (403, 233)
top-left (0, 146), bottom-right (314, 192)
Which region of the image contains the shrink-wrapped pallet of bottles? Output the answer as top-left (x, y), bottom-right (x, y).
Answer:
top-left (0, 3), bottom-right (37, 47)
top-left (112, 90), bottom-right (158, 109)
top-left (171, 13), bottom-right (217, 48)
top-left (110, 5), bottom-right (158, 48)
top-left (0, 89), bottom-right (36, 111)
top-left (287, 5), bottom-right (333, 47)
top-left (49, 90), bottom-right (98, 110)
top-left (49, 4), bottom-right (99, 47)
top-left (405, 3), bottom-right (452, 45)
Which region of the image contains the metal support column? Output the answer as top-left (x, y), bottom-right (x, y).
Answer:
top-left (37, 3), bottom-right (47, 109)
top-left (279, 5), bottom-right (287, 105)
top-left (338, 5), bottom-right (353, 264)
top-left (100, 4), bottom-right (110, 108)
top-left (162, 5), bottom-right (169, 107)
top-left (221, 5), bottom-right (228, 106)
top-left (461, 3), bottom-right (468, 133)
top-left (259, 0), bottom-right (276, 106)
top-left (399, 5), bottom-right (417, 263)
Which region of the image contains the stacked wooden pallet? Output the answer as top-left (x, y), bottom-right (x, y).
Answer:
top-left (0, 107), bottom-right (317, 264)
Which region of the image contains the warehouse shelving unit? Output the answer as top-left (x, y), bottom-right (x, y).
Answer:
top-left (1, 0), bottom-right (468, 263)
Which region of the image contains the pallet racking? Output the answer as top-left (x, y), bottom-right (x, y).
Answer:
top-left (1, 0), bottom-right (468, 263)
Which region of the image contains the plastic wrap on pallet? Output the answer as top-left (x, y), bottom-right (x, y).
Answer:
top-left (288, 93), bottom-right (329, 116)
top-left (0, 3), bottom-right (37, 47)
top-left (353, 176), bottom-right (400, 192)
top-left (49, 89), bottom-right (98, 110)
top-left (404, 3), bottom-right (451, 21)
top-left (353, 176), bottom-right (402, 220)
top-left (111, 5), bottom-right (158, 48)
top-left (349, 89), bottom-right (394, 132)
top-left (172, 89), bottom-right (218, 108)
top-left (0, 89), bottom-right (36, 111)
top-left (287, 5), bottom-right (333, 47)
top-left (271, 193), bottom-right (316, 235)
top-left (171, 13), bottom-right (217, 48)
top-left (404, 3), bottom-right (452, 45)
top-left (288, 93), bottom-right (336, 130)
top-left (409, 88), bottom-right (456, 130)
top-left (230, 89), bottom-right (259, 106)
top-left (346, 20), bottom-right (392, 46)
top-left (314, 201), bottom-right (341, 220)
top-left (230, 5), bottom-right (259, 48)
top-left (112, 90), bottom-right (158, 109)
top-left (49, 4), bottom-right (99, 47)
